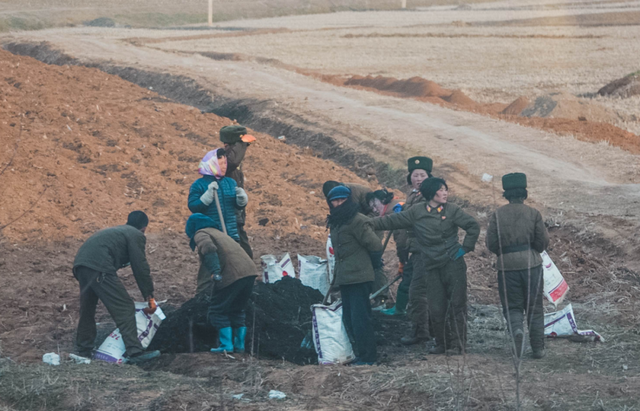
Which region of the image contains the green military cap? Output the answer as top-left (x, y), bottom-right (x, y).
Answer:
top-left (408, 156), bottom-right (433, 173)
top-left (502, 172), bottom-right (527, 190)
top-left (219, 125), bottom-right (248, 144)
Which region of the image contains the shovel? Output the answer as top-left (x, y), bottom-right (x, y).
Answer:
top-left (370, 274), bottom-right (402, 301)
top-left (213, 189), bottom-right (227, 235)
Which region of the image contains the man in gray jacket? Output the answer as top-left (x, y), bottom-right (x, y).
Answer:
top-left (73, 211), bottom-right (159, 364)
top-left (486, 173), bottom-right (550, 359)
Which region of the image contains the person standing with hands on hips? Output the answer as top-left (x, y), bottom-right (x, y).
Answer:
top-left (372, 178), bottom-right (479, 355)
top-left (219, 125), bottom-right (256, 258)
top-left (486, 173), bottom-right (549, 359)
top-left (326, 185), bottom-right (382, 365)
top-left (188, 148), bottom-right (249, 295)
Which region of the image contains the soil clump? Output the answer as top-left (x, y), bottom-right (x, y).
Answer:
top-left (344, 74), bottom-right (452, 99)
top-left (84, 17), bottom-right (116, 28)
top-left (598, 71), bottom-right (640, 98)
top-left (501, 96), bottom-right (529, 115)
top-left (521, 91), bottom-right (620, 123)
top-left (148, 277), bottom-right (323, 364)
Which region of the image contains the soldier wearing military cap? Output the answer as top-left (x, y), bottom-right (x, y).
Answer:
top-left (383, 157), bottom-right (435, 347)
top-left (220, 125), bottom-right (256, 259)
top-left (373, 177), bottom-right (480, 354)
top-left (486, 173), bottom-right (549, 359)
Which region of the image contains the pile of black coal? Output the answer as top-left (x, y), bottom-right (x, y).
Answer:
top-left (148, 277), bottom-right (323, 365)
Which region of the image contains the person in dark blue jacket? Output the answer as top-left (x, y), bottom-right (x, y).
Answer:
top-left (188, 148), bottom-right (248, 244)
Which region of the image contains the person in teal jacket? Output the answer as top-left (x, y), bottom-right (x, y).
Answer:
top-left (188, 148), bottom-right (248, 242)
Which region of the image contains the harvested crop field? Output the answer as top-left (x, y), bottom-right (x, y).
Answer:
top-left (1, 0), bottom-right (640, 409)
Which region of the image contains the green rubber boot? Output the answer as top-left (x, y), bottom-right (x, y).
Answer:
top-left (211, 327), bottom-right (234, 353)
top-left (381, 290), bottom-right (409, 316)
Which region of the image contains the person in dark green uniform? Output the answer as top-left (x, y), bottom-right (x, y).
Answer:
top-left (486, 173), bottom-right (549, 359)
top-left (219, 125), bottom-right (256, 259)
top-left (326, 185), bottom-right (382, 365)
top-left (73, 211), bottom-right (160, 364)
top-left (372, 178), bottom-right (480, 354)
top-left (386, 157), bottom-right (433, 348)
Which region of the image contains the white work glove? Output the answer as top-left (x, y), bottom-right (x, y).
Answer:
top-left (235, 187), bottom-right (248, 207)
top-left (199, 181), bottom-right (219, 206)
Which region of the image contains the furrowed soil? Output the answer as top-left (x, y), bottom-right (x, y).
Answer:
top-left (1, 44), bottom-right (640, 411)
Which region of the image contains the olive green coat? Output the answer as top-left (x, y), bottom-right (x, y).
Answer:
top-left (193, 227), bottom-right (257, 292)
top-left (394, 189), bottom-right (425, 257)
top-left (73, 225), bottom-right (154, 299)
top-left (378, 198), bottom-right (409, 262)
top-left (330, 213), bottom-right (383, 286)
top-left (486, 202), bottom-right (549, 271)
top-left (372, 203), bottom-right (480, 270)
top-left (345, 183), bottom-right (373, 216)
top-left (224, 141), bottom-right (248, 189)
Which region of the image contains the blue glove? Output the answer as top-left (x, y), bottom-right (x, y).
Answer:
top-left (454, 248), bottom-right (466, 260)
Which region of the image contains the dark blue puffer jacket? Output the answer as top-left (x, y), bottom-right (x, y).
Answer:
top-left (188, 175), bottom-right (240, 241)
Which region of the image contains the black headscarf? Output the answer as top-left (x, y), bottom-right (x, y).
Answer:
top-left (326, 197), bottom-right (360, 229)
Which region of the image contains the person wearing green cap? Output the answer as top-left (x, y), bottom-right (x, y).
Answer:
top-left (486, 173), bottom-right (549, 359)
top-left (220, 125), bottom-right (256, 259)
top-left (372, 177), bottom-right (480, 354)
top-left (385, 157), bottom-right (434, 348)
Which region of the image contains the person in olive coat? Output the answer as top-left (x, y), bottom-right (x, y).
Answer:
top-left (388, 157), bottom-right (433, 348)
top-left (372, 178), bottom-right (480, 354)
top-left (73, 211), bottom-right (159, 364)
top-left (219, 125), bottom-right (256, 258)
top-left (322, 181), bottom-right (387, 304)
top-left (486, 173), bottom-right (549, 359)
top-left (327, 185), bottom-right (382, 365)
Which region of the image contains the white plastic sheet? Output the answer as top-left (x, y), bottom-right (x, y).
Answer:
top-left (541, 251), bottom-right (570, 306)
top-left (311, 301), bottom-right (356, 365)
top-left (260, 253), bottom-right (295, 284)
top-left (94, 302), bottom-right (166, 364)
top-left (298, 254), bottom-right (330, 296)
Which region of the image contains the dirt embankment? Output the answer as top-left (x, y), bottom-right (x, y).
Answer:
top-left (0, 48), bottom-right (373, 243)
top-left (339, 74), bottom-right (640, 155)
